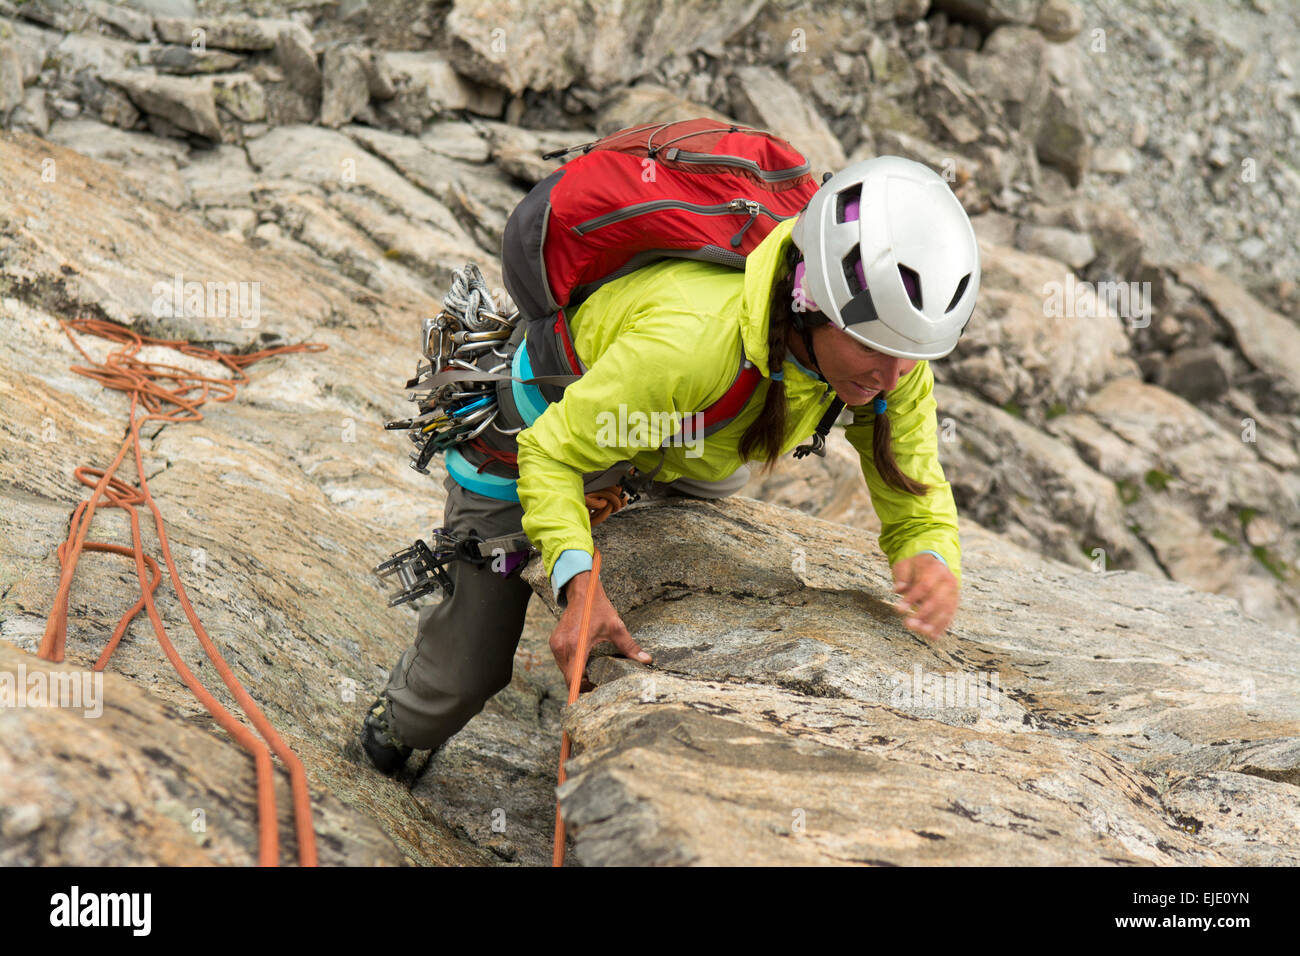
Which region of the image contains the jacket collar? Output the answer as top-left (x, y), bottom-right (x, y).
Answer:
top-left (739, 216), bottom-right (799, 380)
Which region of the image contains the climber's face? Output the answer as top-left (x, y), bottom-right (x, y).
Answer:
top-left (809, 324), bottom-right (917, 406)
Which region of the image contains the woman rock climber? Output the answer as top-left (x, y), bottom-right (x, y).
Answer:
top-left (361, 155), bottom-right (979, 774)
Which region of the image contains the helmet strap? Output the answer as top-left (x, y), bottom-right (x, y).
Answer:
top-left (787, 247), bottom-right (829, 384)
top-left (798, 322), bottom-right (829, 385)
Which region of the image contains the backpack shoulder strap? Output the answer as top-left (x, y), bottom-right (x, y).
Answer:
top-left (674, 354), bottom-right (762, 445)
top-left (523, 309), bottom-right (586, 404)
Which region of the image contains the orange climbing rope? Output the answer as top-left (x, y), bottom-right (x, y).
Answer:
top-left (552, 485), bottom-right (632, 867)
top-left (40, 317), bottom-right (327, 867)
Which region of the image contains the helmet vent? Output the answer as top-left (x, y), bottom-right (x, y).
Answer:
top-left (898, 264), bottom-right (922, 309)
top-left (945, 273), bottom-right (971, 313)
top-left (835, 183), bottom-right (862, 224)
top-left (842, 247), bottom-right (865, 296)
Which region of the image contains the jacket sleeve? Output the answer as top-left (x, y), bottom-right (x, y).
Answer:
top-left (842, 360), bottom-right (963, 588)
top-left (514, 309), bottom-right (716, 597)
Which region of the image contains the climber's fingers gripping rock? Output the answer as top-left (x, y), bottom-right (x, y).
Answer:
top-left (549, 569), bottom-right (653, 686)
top-left (891, 553), bottom-right (960, 642)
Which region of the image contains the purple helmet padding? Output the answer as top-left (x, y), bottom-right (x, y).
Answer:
top-left (793, 259), bottom-right (819, 311)
top-left (840, 197), bottom-right (868, 293)
top-left (899, 266), bottom-right (919, 303)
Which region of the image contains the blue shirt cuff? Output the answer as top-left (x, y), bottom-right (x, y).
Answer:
top-left (551, 548), bottom-right (593, 607)
top-left (918, 549), bottom-right (949, 568)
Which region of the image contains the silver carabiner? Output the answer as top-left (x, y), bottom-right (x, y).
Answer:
top-left (463, 405), bottom-right (500, 440)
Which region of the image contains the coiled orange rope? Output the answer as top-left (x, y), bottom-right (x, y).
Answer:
top-left (552, 485), bottom-right (632, 866)
top-left (41, 318), bottom-right (326, 867)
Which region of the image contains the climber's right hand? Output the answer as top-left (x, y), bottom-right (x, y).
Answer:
top-left (550, 570), bottom-right (652, 687)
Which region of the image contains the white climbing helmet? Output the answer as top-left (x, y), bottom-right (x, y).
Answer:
top-left (789, 155), bottom-right (981, 361)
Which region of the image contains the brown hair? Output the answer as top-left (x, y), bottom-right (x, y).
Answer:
top-left (738, 244), bottom-right (932, 496)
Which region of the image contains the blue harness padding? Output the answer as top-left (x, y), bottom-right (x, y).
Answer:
top-left (445, 447), bottom-right (521, 501)
top-left (511, 334), bottom-right (550, 427)
top-left (445, 335), bottom-right (547, 501)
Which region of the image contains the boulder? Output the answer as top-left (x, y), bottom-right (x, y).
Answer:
top-left (444, 0), bottom-right (767, 95)
top-left (1128, 493), bottom-right (1255, 596)
top-left (146, 45), bottom-right (246, 75)
top-left (50, 29), bottom-right (142, 76)
top-left (595, 83), bottom-right (732, 137)
top-left (273, 24), bottom-right (321, 99)
top-left (729, 65), bottom-right (847, 175)
top-left (87, 0), bottom-right (154, 42)
top-left (1083, 377), bottom-right (1299, 526)
top-left (1091, 145), bottom-right (1135, 176)
top-left (102, 69), bottom-right (221, 140)
top-left (1014, 222), bottom-right (1096, 269)
top-left (1155, 345), bottom-right (1233, 402)
top-left (1033, 0), bottom-right (1084, 42)
top-left (932, 0), bottom-right (1082, 42)
top-left (320, 46), bottom-right (370, 128)
top-left (0, 40), bottom-right (22, 116)
top-left (153, 16), bottom-right (296, 51)
top-left (422, 119), bottom-right (494, 163)
top-left (1175, 262), bottom-right (1300, 399)
top-left (5, 18), bottom-right (55, 85)
top-left (378, 51), bottom-right (505, 127)
top-left (945, 240), bottom-right (1138, 410)
top-left (934, 385), bottom-right (1164, 575)
top-left (1034, 85), bottom-right (1090, 186)
top-left (470, 119), bottom-right (576, 184)
top-left (212, 72), bottom-right (265, 123)
top-left (11, 86), bottom-right (50, 135)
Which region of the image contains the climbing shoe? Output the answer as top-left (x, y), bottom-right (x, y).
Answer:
top-left (361, 696), bottom-right (413, 774)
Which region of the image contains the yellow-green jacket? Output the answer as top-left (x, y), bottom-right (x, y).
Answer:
top-left (514, 216), bottom-right (962, 601)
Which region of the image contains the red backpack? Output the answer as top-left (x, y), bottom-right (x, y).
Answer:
top-left (500, 118), bottom-right (822, 439)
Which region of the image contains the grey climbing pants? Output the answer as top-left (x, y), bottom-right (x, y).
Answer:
top-left (383, 463), bottom-right (751, 751)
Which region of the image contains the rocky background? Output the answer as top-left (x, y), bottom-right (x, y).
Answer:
top-left (0, 0), bottom-right (1296, 865)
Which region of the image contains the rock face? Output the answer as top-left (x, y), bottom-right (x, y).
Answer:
top-left (0, 643), bottom-right (403, 865)
top-left (0, 132), bottom-right (529, 865)
top-left (522, 496), bottom-right (1300, 866)
top-left (1, 0), bottom-right (1298, 866)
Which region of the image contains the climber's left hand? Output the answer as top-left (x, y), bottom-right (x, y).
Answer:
top-left (890, 554), bottom-right (959, 642)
